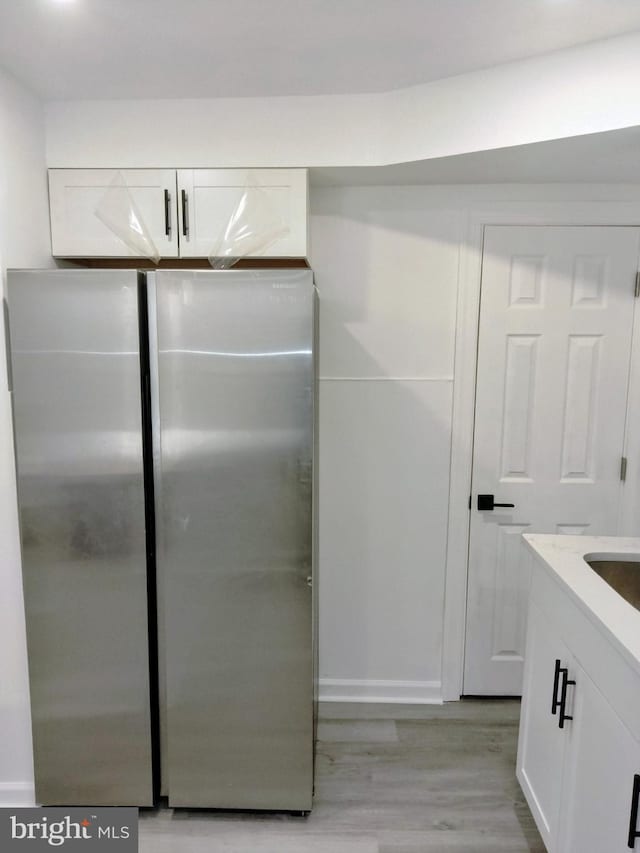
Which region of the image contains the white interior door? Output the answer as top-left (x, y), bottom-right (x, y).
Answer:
top-left (464, 225), bottom-right (639, 696)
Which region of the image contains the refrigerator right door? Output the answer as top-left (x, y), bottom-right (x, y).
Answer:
top-left (155, 269), bottom-right (315, 810)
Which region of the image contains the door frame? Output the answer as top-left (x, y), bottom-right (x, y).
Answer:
top-left (442, 201), bottom-right (640, 701)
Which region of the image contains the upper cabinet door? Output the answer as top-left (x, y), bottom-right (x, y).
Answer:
top-left (176, 169), bottom-right (309, 259)
top-left (49, 169), bottom-right (178, 258)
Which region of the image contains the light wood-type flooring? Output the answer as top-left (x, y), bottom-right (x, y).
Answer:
top-left (139, 699), bottom-right (544, 852)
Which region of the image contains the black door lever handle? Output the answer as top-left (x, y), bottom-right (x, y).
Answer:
top-left (477, 494), bottom-right (516, 511)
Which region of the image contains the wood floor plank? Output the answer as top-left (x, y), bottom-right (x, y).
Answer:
top-left (317, 720), bottom-right (399, 743)
top-left (139, 700), bottom-right (544, 852)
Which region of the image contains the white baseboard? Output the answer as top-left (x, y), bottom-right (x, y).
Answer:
top-left (0, 782), bottom-right (35, 807)
top-left (319, 678), bottom-right (443, 704)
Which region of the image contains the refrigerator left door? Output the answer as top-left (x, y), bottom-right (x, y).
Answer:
top-left (6, 270), bottom-right (156, 806)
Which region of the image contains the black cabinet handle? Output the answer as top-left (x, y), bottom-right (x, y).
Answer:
top-left (629, 774), bottom-right (640, 849)
top-left (181, 189), bottom-right (189, 237)
top-left (477, 494), bottom-right (516, 511)
top-left (551, 659), bottom-right (562, 715)
top-left (164, 189), bottom-right (171, 237)
top-left (558, 668), bottom-right (575, 729)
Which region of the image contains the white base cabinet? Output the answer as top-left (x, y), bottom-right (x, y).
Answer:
top-left (561, 670), bottom-right (640, 852)
top-left (517, 564), bottom-right (640, 852)
top-left (48, 168), bottom-right (309, 260)
top-left (517, 603), bottom-right (572, 851)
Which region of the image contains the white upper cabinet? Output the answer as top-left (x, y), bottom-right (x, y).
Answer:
top-left (176, 169), bottom-right (308, 259)
top-left (49, 170), bottom-right (179, 258)
top-left (48, 168), bottom-right (309, 260)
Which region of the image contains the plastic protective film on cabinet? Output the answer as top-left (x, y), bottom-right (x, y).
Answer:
top-left (207, 172), bottom-right (290, 268)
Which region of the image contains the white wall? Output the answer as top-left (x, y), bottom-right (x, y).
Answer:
top-left (45, 32), bottom-right (640, 169)
top-left (310, 183), bottom-right (640, 703)
top-left (311, 187), bottom-right (461, 702)
top-left (0, 66), bottom-right (52, 806)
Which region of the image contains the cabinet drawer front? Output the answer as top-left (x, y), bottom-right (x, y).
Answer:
top-left (49, 169), bottom-right (178, 258)
top-left (177, 169), bottom-right (308, 259)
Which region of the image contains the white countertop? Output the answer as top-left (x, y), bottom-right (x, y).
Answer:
top-left (523, 534), bottom-right (640, 671)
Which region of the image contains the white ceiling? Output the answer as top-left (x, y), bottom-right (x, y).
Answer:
top-left (309, 127), bottom-right (640, 185)
top-left (2, 0), bottom-right (640, 100)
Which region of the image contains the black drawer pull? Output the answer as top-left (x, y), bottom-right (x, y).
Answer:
top-left (558, 667), bottom-right (575, 729)
top-left (551, 658), bottom-right (562, 715)
top-left (629, 774), bottom-right (640, 849)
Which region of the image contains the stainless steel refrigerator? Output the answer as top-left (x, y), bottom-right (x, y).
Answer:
top-left (6, 268), bottom-right (317, 811)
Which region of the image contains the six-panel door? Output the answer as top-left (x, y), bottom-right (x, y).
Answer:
top-left (465, 226), bottom-right (640, 695)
